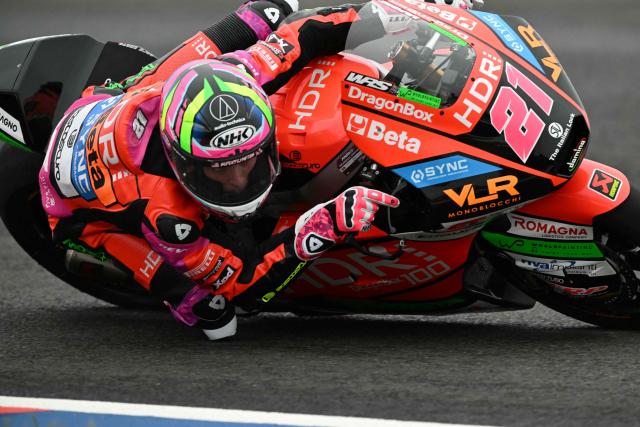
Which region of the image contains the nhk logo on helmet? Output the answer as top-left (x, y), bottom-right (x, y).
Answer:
top-left (209, 125), bottom-right (256, 149)
top-left (346, 113), bottom-right (421, 154)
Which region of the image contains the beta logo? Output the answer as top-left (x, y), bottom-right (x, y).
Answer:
top-left (210, 125), bottom-right (256, 149)
top-left (394, 155), bottom-right (502, 188)
top-left (346, 113), bottom-right (421, 154)
top-left (589, 170), bottom-right (622, 201)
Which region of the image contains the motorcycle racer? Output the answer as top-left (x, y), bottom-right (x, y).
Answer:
top-left (38, 0), bottom-right (478, 340)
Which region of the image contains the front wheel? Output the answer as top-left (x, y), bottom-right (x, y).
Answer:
top-left (479, 189), bottom-right (640, 329)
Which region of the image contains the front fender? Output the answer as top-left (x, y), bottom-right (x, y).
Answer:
top-left (516, 159), bottom-right (630, 225)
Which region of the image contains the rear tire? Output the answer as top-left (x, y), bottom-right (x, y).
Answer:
top-left (2, 185), bottom-right (161, 309)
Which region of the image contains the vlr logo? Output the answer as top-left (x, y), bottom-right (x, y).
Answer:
top-left (589, 170), bottom-right (622, 201)
top-left (444, 175), bottom-right (520, 208)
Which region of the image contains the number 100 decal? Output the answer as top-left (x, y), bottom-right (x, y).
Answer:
top-left (490, 62), bottom-right (554, 163)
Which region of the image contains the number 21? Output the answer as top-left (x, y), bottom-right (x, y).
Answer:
top-left (490, 63), bottom-right (554, 163)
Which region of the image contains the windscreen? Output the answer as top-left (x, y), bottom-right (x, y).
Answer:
top-left (344, 1), bottom-right (476, 108)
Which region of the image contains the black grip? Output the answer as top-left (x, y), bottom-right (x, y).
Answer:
top-left (201, 12), bottom-right (259, 54)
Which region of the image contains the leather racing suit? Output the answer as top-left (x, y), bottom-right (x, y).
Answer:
top-left (38, 2), bottom-right (379, 332)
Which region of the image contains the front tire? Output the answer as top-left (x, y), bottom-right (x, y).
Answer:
top-left (482, 189), bottom-right (640, 329)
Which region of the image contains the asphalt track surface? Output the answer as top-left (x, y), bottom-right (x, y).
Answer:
top-left (2, 1), bottom-right (640, 426)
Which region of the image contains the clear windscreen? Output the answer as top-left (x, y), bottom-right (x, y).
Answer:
top-left (344, 1), bottom-right (477, 108)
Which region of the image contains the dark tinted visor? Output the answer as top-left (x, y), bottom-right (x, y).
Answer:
top-left (172, 138), bottom-right (279, 207)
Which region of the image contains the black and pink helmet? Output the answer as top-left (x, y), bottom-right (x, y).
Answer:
top-left (160, 60), bottom-right (279, 220)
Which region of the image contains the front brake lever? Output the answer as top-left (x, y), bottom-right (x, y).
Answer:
top-left (344, 235), bottom-right (405, 260)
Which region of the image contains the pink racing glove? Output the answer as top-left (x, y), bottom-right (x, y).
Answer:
top-left (294, 186), bottom-right (400, 261)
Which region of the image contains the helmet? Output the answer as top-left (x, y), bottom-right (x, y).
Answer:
top-left (160, 60), bottom-right (279, 220)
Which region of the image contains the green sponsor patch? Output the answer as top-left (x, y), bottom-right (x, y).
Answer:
top-left (63, 239), bottom-right (109, 262)
top-left (397, 87), bottom-right (442, 109)
top-left (481, 231), bottom-right (603, 259)
top-left (428, 23), bottom-right (468, 46)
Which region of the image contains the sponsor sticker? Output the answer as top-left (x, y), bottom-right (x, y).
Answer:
top-left (444, 175), bottom-right (520, 208)
top-left (346, 85), bottom-right (434, 123)
top-left (289, 67), bottom-right (333, 131)
top-left (566, 138), bottom-right (587, 172)
top-left (0, 106), bottom-right (25, 144)
top-left (212, 266), bottom-right (236, 289)
top-left (471, 11), bottom-right (543, 73)
top-left (394, 155), bottom-right (501, 188)
top-left (344, 72), bottom-right (392, 92)
top-left (209, 125), bottom-right (256, 149)
top-left (251, 44), bottom-right (279, 71)
top-left (518, 24), bottom-right (563, 82)
top-left (209, 95), bottom-right (239, 122)
top-left (507, 214), bottom-right (593, 241)
top-left (397, 87), bottom-right (442, 109)
top-left (346, 113), bottom-right (421, 154)
top-left (514, 254), bottom-right (616, 278)
top-left (71, 96), bottom-right (122, 201)
top-left (589, 169), bottom-right (622, 201)
top-left (454, 53), bottom-right (502, 130)
top-left (482, 231), bottom-right (603, 258)
top-left (265, 33), bottom-right (293, 55)
top-left (551, 283), bottom-right (609, 297)
top-left (548, 113), bottom-right (576, 161)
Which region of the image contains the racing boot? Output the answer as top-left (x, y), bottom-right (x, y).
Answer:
top-left (194, 294), bottom-right (237, 341)
top-left (166, 287), bottom-right (237, 341)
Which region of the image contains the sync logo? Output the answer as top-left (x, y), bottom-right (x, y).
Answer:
top-left (393, 155), bottom-right (501, 188)
top-left (346, 114), bottom-right (421, 154)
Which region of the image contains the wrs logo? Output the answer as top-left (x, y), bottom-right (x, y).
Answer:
top-left (346, 113), bottom-right (421, 154)
top-left (444, 175), bottom-right (520, 207)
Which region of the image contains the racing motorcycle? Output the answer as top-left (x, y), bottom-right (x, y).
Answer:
top-left (2, 0), bottom-right (640, 329)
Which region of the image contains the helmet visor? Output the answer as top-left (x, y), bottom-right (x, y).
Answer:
top-left (171, 136), bottom-right (279, 207)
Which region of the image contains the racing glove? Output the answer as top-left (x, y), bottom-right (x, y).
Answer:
top-left (433, 0), bottom-right (484, 9)
top-left (294, 186), bottom-right (400, 261)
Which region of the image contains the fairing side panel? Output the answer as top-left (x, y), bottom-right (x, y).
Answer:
top-left (271, 54), bottom-right (378, 172)
top-left (516, 159), bottom-right (630, 224)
